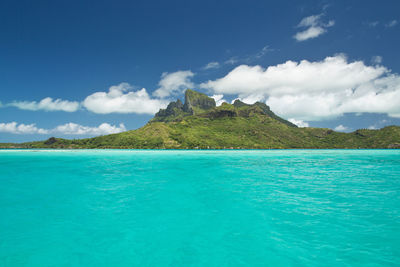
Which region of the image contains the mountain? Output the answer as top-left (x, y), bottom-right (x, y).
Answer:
top-left (1, 89), bottom-right (400, 149)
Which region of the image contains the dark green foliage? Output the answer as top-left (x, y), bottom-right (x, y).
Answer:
top-left (44, 137), bottom-right (57, 145)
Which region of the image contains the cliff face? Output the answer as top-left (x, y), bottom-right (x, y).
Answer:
top-left (183, 89), bottom-right (216, 113)
top-left (153, 99), bottom-right (185, 120)
top-left (152, 89), bottom-right (217, 122)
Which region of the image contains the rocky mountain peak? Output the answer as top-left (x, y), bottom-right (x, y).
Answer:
top-left (151, 89), bottom-right (296, 127)
top-left (183, 89), bottom-right (216, 113)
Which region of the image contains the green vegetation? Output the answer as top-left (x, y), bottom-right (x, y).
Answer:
top-left (1, 90), bottom-right (400, 149)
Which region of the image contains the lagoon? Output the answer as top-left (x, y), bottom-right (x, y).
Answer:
top-left (0, 150), bottom-right (399, 266)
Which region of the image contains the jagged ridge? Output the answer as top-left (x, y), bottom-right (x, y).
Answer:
top-left (151, 89), bottom-right (296, 127)
top-left (151, 89), bottom-right (217, 122)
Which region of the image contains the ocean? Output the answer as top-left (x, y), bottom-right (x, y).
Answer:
top-left (0, 150), bottom-right (399, 266)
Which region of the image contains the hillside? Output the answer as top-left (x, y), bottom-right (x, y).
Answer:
top-left (1, 89), bottom-right (400, 149)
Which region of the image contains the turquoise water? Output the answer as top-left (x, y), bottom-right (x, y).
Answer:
top-left (0, 150), bottom-right (399, 266)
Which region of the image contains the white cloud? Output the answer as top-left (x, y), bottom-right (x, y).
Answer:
top-left (294, 26), bottom-right (326, 41)
top-left (288, 119), bottom-right (309, 128)
top-left (294, 14), bottom-right (335, 41)
top-left (334, 125), bottom-right (349, 132)
top-left (0, 122), bottom-right (126, 135)
top-left (6, 71), bottom-right (192, 115)
top-left (153, 70), bottom-right (194, 98)
top-left (297, 14), bottom-right (322, 27)
top-left (201, 54), bottom-right (400, 121)
top-left (371, 56), bottom-right (382, 64)
top-left (83, 83), bottom-right (168, 114)
top-left (368, 125), bottom-right (377, 130)
top-left (386, 20), bottom-right (398, 27)
top-left (203, 62), bottom-right (220, 70)
top-left (233, 94), bottom-right (265, 104)
top-left (52, 122), bottom-right (126, 135)
top-left (0, 122), bottom-right (49, 134)
top-left (9, 97), bottom-right (79, 112)
top-left (210, 94), bottom-right (226, 106)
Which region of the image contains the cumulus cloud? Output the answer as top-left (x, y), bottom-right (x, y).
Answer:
top-left (9, 97), bottom-right (79, 112)
top-left (203, 62), bottom-right (220, 70)
top-left (210, 94), bottom-right (227, 106)
top-left (230, 95), bottom-right (264, 106)
top-left (0, 122), bottom-right (49, 134)
top-left (0, 122), bottom-right (126, 135)
top-left (153, 70), bottom-right (195, 98)
top-left (6, 71), bottom-right (194, 115)
top-left (334, 125), bottom-right (349, 132)
top-left (294, 14), bottom-right (335, 41)
top-left (52, 123), bottom-right (126, 135)
top-left (83, 83), bottom-right (168, 114)
top-left (288, 119), bottom-right (309, 128)
top-left (201, 54), bottom-right (400, 121)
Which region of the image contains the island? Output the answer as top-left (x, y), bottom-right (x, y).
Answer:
top-left (1, 89), bottom-right (400, 149)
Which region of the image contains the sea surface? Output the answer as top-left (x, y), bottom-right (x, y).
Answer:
top-left (0, 150), bottom-right (399, 266)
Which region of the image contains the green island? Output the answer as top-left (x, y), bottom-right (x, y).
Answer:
top-left (1, 89), bottom-right (400, 149)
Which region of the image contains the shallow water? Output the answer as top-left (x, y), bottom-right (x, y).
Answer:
top-left (0, 150), bottom-right (399, 266)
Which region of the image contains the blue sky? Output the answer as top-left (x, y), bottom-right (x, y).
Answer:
top-left (1, 0), bottom-right (400, 142)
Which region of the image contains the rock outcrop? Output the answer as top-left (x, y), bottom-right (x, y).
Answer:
top-left (154, 99), bottom-right (184, 118)
top-left (152, 89), bottom-right (216, 122)
top-left (183, 89), bottom-right (216, 114)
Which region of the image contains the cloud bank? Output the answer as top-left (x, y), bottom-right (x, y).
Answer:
top-left (201, 54), bottom-right (400, 121)
top-left (294, 14), bottom-right (334, 41)
top-left (6, 70), bottom-right (195, 115)
top-left (0, 122), bottom-right (49, 134)
top-left (52, 122), bottom-right (126, 135)
top-left (0, 122), bottom-right (126, 135)
top-left (83, 83), bottom-right (168, 114)
top-left (9, 97), bottom-right (79, 112)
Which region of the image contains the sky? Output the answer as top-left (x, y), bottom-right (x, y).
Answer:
top-left (1, 0), bottom-right (400, 142)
